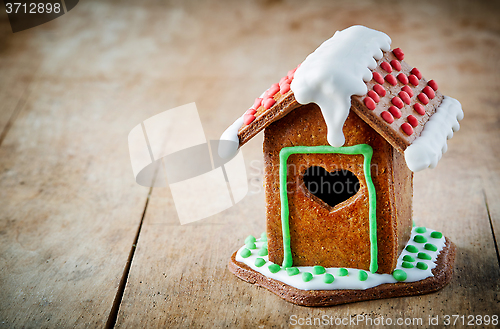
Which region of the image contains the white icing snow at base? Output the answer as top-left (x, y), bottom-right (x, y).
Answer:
top-left (235, 226), bottom-right (446, 291)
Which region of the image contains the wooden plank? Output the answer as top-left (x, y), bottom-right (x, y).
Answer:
top-left (115, 0), bottom-right (500, 328)
top-left (0, 1), bottom-right (176, 327)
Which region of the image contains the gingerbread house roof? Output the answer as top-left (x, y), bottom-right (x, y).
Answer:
top-left (220, 26), bottom-right (463, 172)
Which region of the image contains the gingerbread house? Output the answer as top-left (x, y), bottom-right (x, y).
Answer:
top-left (221, 26), bottom-right (462, 304)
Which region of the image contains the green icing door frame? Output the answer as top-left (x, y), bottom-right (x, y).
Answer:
top-left (278, 144), bottom-right (378, 273)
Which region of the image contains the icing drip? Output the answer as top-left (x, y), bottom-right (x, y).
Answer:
top-left (290, 25), bottom-right (392, 147)
top-left (404, 96), bottom-right (464, 172)
top-left (235, 226), bottom-right (446, 291)
top-left (218, 116), bottom-right (243, 158)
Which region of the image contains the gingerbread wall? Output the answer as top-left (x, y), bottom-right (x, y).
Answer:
top-left (263, 104), bottom-right (413, 273)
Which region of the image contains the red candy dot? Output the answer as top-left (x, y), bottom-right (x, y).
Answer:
top-left (279, 76), bottom-right (288, 85)
top-left (243, 113), bottom-right (255, 125)
top-left (367, 90), bottom-right (380, 103)
top-left (399, 91), bottom-right (411, 105)
top-left (393, 48), bottom-right (405, 61)
top-left (401, 122), bottom-right (414, 135)
top-left (428, 79), bottom-right (438, 91)
top-left (423, 86), bottom-right (435, 99)
top-left (410, 68), bottom-right (422, 79)
top-left (381, 111), bottom-right (395, 123)
top-left (407, 115), bottom-right (418, 127)
top-left (373, 72), bottom-right (384, 84)
top-left (414, 103), bottom-right (425, 115)
top-left (287, 68), bottom-right (297, 79)
top-left (364, 97), bottom-right (376, 110)
top-left (397, 73), bottom-right (408, 85)
top-left (253, 98), bottom-right (263, 109)
top-left (389, 106), bottom-right (402, 119)
top-left (265, 83), bottom-right (279, 98)
top-left (246, 108), bottom-right (256, 115)
top-left (385, 74), bottom-right (397, 86)
top-left (380, 62), bottom-right (392, 73)
top-left (408, 74), bottom-right (419, 86)
top-left (392, 96), bottom-right (404, 109)
top-left (263, 98), bottom-right (276, 109)
top-left (418, 93), bottom-right (429, 105)
top-left (390, 60), bottom-right (402, 71)
top-left (373, 84), bottom-right (386, 97)
top-left (280, 83), bottom-right (290, 94)
top-left (401, 85), bottom-right (414, 97)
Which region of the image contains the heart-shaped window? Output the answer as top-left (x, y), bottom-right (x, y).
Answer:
top-left (302, 166), bottom-right (360, 208)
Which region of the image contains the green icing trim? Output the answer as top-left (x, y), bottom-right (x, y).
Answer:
top-left (416, 262), bottom-right (428, 270)
top-left (268, 264), bottom-right (281, 273)
top-left (258, 248), bottom-right (268, 256)
top-left (286, 267), bottom-right (300, 276)
top-left (313, 266), bottom-right (326, 275)
top-left (406, 245), bottom-right (418, 253)
top-left (245, 235), bottom-right (256, 244)
top-left (413, 235), bottom-right (427, 243)
top-left (358, 270), bottom-right (368, 281)
top-left (430, 231), bottom-right (442, 239)
top-left (424, 243), bottom-right (437, 252)
top-left (323, 273), bottom-right (335, 284)
top-left (302, 272), bottom-right (313, 282)
top-left (240, 248), bottom-right (251, 258)
top-left (260, 232), bottom-right (267, 242)
top-left (255, 258), bottom-right (266, 267)
top-left (246, 242), bottom-right (257, 250)
top-left (417, 252), bottom-right (432, 260)
top-left (279, 144), bottom-right (378, 273)
top-left (392, 269), bottom-right (407, 281)
top-left (338, 268), bottom-right (349, 276)
top-left (403, 255), bottom-right (415, 262)
top-left (402, 261), bottom-right (414, 268)
top-left (415, 227), bottom-right (427, 233)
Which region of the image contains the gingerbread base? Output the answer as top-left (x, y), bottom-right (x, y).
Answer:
top-left (228, 238), bottom-right (456, 307)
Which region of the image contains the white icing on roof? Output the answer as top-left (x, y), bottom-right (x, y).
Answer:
top-left (290, 25), bottom-right (392, 147)
top-left (218, 116), bottom-right (243, 158)
top-left (404, 96), bottom-right (463, 172)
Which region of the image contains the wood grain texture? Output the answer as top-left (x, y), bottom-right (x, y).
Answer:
top-left (0, 0), bottom-right (499, 328)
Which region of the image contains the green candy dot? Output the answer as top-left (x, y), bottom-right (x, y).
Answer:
top-left (338, 268), bottom-right (349, 276)
top-left (246, 242), bottom-right (257, 249)
top-left (424, 243), bottom-right (437, 252)
top-left (416, 262), bottom-right (428, 270)
top-left (313, 266), bottom-right (326, 275)
top-left (323, 273), bottom-right (335, 284)
top-left (358, 270), bottom-right (368, 281)
top-left (413, 235), bottom-right (427, 243)
top-left (260, 232), bottom-right (267, 242)
top-left (403, 255), bottom-right (415, 262)
top-left (286, 267), bottom-right (300, 276)
top-left (258, 248), bottom-right (268, 256)
top-left (302, 272), bottom-right (313, 282)
top-left (245, 235), bottom-right (256, 244)
top-left (240, 248), bottom-right (251, 258)
top-left (268, 264), bottom-right (280, 273)
top-left (255, 258), bottom-right (266, 267)
top-left (430, 231), bottom-right (443, 239)
top-left (406, 245), bottom-right (418, 253)
top-left (415, 227), bottom-right (427, 234)
top-left (418, 252), bottom-right (432, 260)
top-left (402, 261), bottom-right (414, 268)
top-left (393, 269), bottom-right (407, 281)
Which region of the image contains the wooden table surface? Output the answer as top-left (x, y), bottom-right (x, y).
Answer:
top-left (1, 0), bottom-right (499, 328)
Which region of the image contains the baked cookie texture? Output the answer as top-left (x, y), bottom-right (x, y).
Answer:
top-left (220, 25), bottom-right (463, 306)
